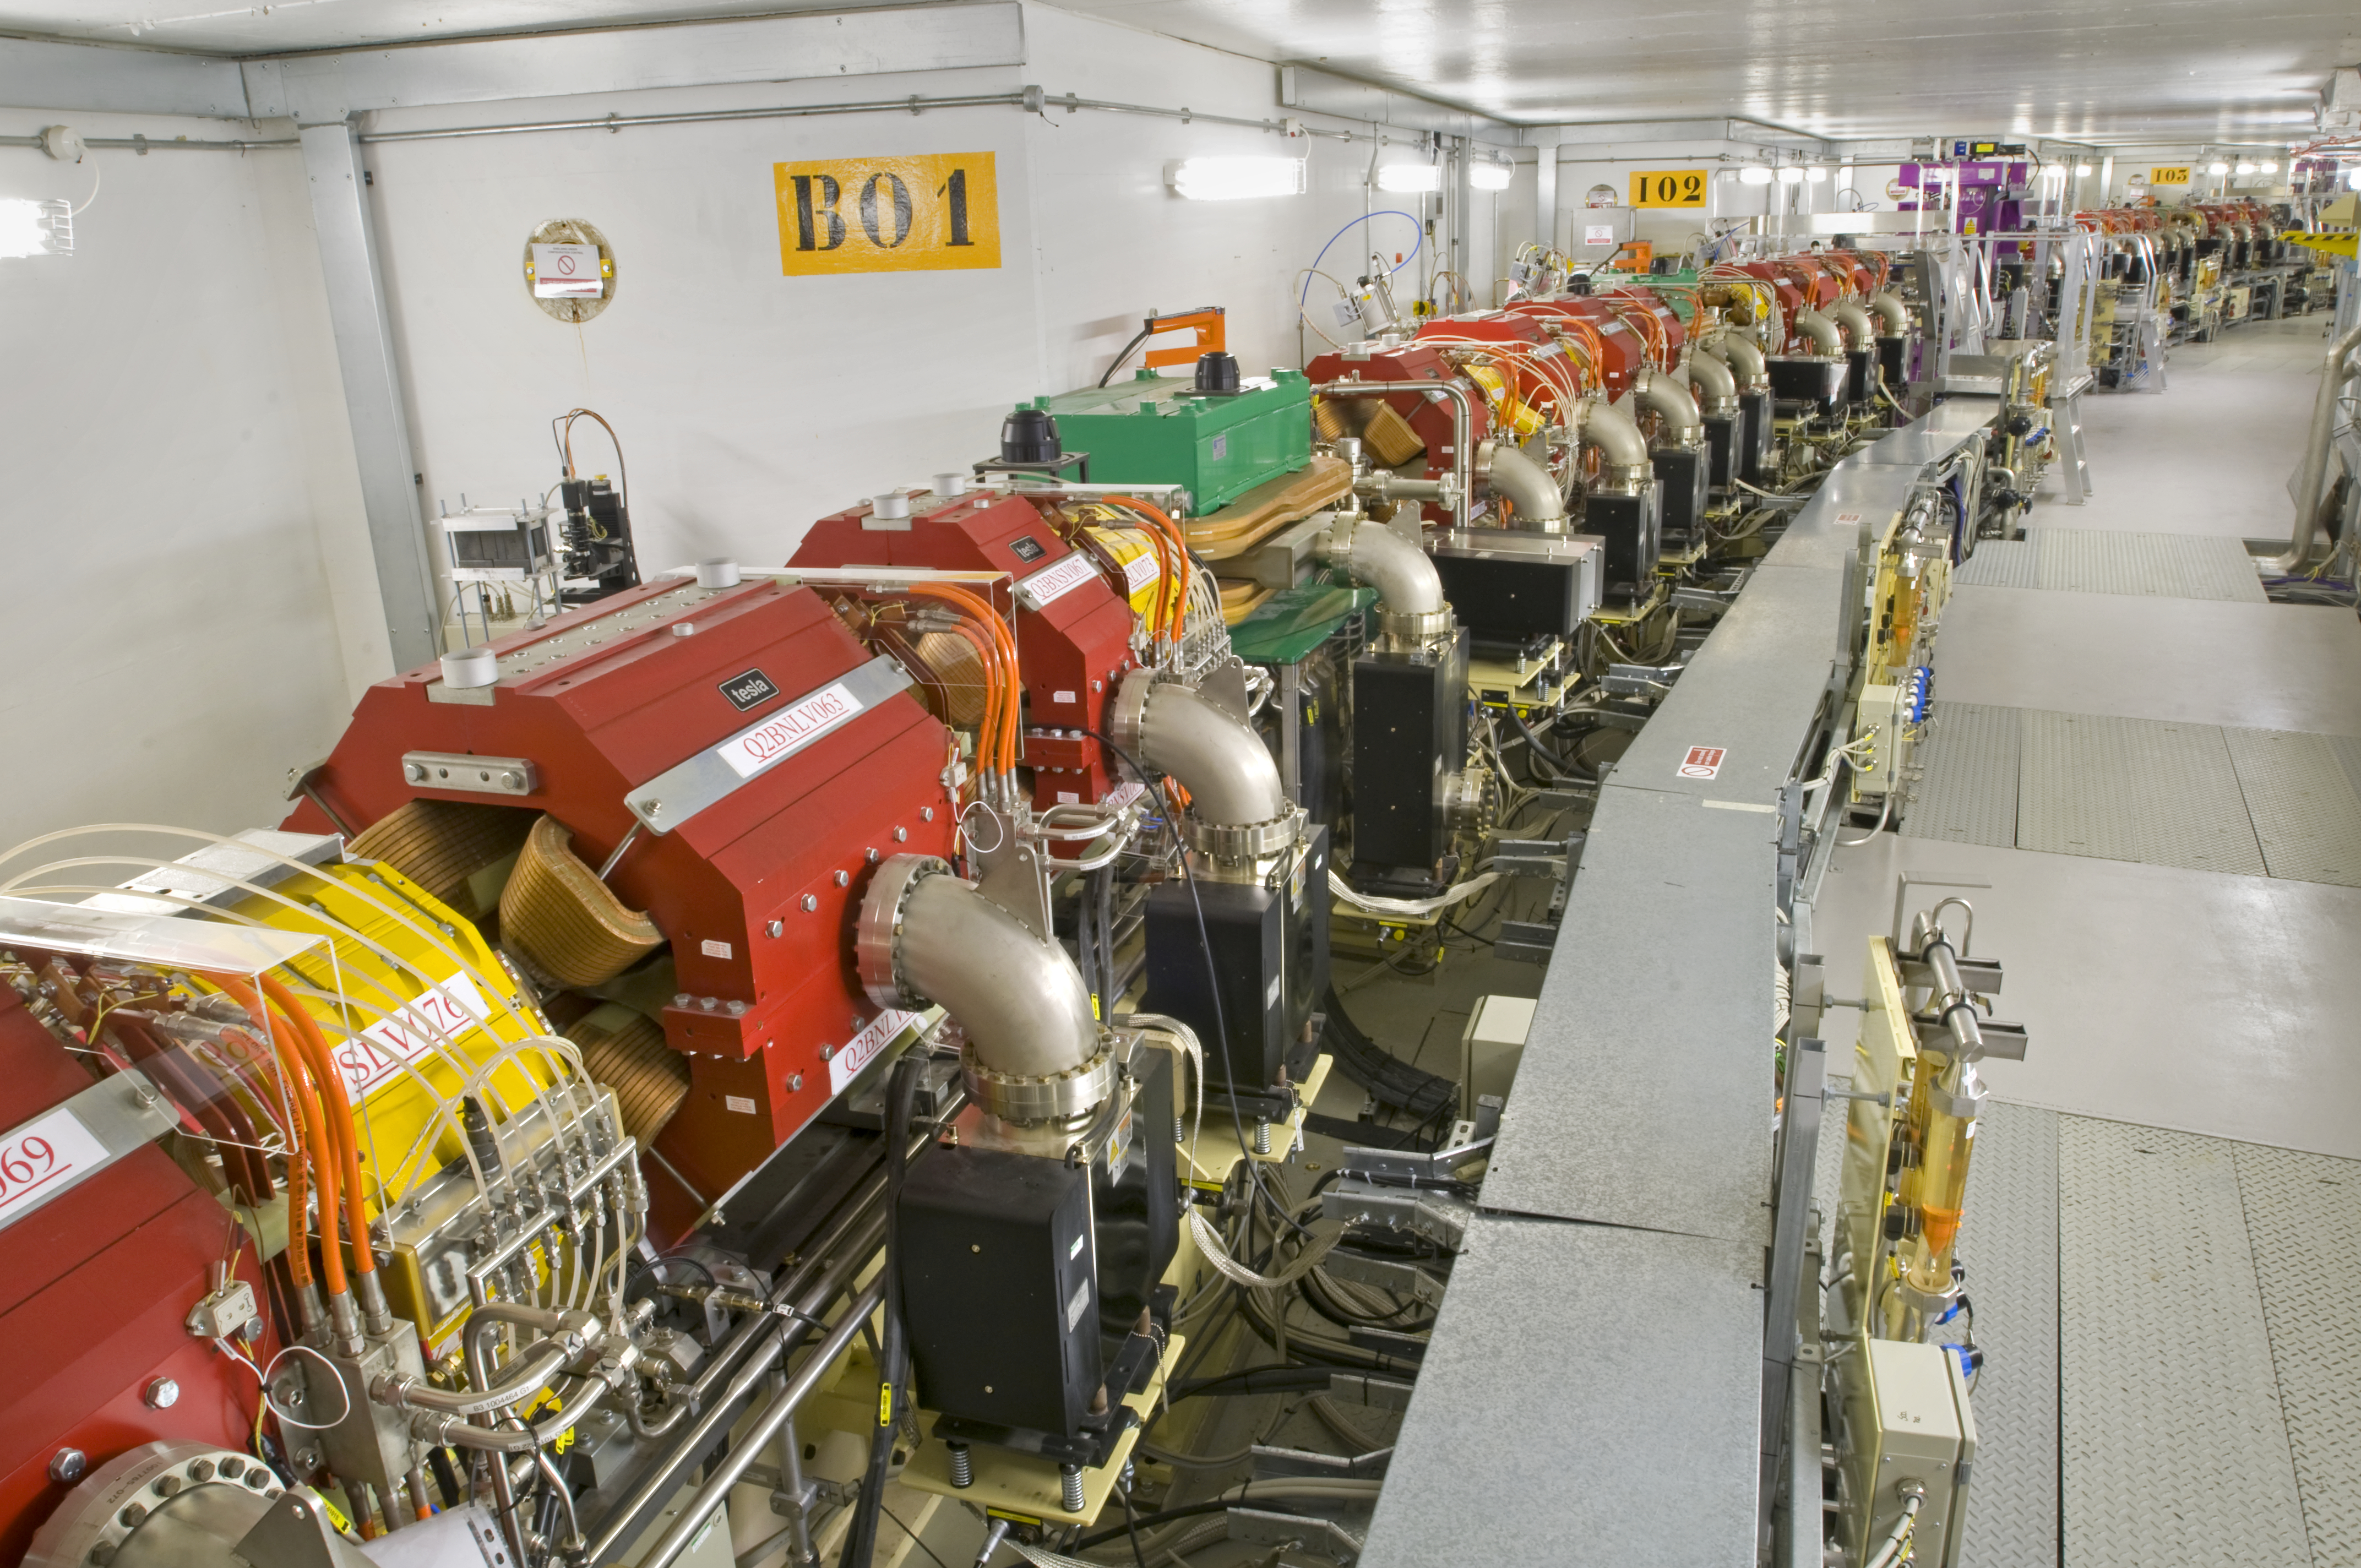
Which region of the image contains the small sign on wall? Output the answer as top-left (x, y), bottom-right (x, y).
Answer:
top-left (1584, 222), bottom-right (1618, 247)
top-left (773, 151), bottom-right (1001, 275)
top-left (1629, 169), bottom-right (1707, 208)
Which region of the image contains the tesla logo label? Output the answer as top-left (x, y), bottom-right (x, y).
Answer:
top-left (720, 668), bottom-right (780, 712)
top-left (1680, 745), bottom-right (1726, 779)
top-left (717, 680), bottom-right (863, 778)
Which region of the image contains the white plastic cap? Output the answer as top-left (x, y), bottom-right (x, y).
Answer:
top-left (872, 492), bottom-right (912, 520)
top-left (439, 646), bottom-right (498, 689)
top-left (933, 472), bottom-right (969, 497)
top-left (695, 557), bottom-right (742, 588)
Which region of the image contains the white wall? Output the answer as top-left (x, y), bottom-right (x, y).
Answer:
top-left (0, 106), bottom-right (373, 854)
top-left (360, 2), bottom-right (1506, 580)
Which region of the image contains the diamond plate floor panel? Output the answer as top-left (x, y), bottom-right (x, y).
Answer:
top-left (2016, 709), bottom-right (2268, 876)
top-left (2235, 1140), bottom-right (2361, 1568)
top-left (2028, 527), bottom-right (2269, 602)
top-left (1902, 701), bottom-right (2020, 847)
top-left (2332, 735), bottom-right (2361, 805)
top-left (2058, 1118), bottom-right (2310, 1568)
top-left (1955, 538), bottom-right (2038, 589)
top-left (1954, 1101), bottom-right (2059, 1568)
top-left (2224, 728), bottom-right (2361, 887)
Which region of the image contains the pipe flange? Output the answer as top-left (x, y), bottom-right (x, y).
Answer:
top-left (1182, 804), bottom-right (1304, 865)
top-left (855, 853), bottom-right (950, 1011)
top-left (1377, 606), bottom-right (1455, 644)
top-left (964, 1033), bottom-right (1118, 1124)
top-left (1595, 462), bottom-right (1653, 495)
top-left (24, 1440), bottom-right (276, 1568)
top-left (1106, 667), bottom-right (1158, 757)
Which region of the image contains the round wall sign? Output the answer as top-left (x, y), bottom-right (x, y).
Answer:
top-left (523, 218), bottom-right (616, 323)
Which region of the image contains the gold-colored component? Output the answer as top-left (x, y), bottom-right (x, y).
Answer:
top-left (347, 798), bottom-right (532, 923)
top-left (1359, 402), bottom-right (1427, 469)
top-left (567, 1003), bottom-right (690, 1144)
top-left (498, 815), bottom-right (665, 987)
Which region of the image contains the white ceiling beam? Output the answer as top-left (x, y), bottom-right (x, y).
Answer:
top-left (240, 3), bottom-right (1025, 121)
top-left (0, 34), bottom-right (251, 118)
top-left (1277, 63), bottom-right (1519, 146)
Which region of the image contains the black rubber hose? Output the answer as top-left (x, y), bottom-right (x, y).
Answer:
top-left (837, 1053), bottom-right (923, 1568)
top-left (1321, 988), bottom-right (1455, 1123)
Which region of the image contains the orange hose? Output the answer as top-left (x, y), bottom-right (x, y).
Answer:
top-left (911, 584), bottom-right (1020, 773)
top-left (262, 972), bottom-right (376, 1277)
top-left (217, 974), bottom-right (345, 1297)
top-left (1106, 497), bottom-right (1189, 646)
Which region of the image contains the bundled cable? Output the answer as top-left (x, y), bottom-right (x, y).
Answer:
top-left (1320, 987), bottom-right (1455, 1124)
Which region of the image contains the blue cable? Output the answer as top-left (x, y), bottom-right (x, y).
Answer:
top-left (1299, 210), bottom-right (1424, 312)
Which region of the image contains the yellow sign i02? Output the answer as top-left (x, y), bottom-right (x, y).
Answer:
top-left (773, 151), bottom-right (1001, 275)
top-left (1629, 169), bottom-right (1709, 208)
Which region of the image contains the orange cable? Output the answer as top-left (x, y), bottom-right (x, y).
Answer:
top-left (262, 972), bottom-right (374, 1278)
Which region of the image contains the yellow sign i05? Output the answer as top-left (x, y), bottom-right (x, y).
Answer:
top-left (2150, 166), bottom-right (2192, 186)
top-left (1629, 169), bottom-right (1708, 208)
top-left (774, 152), bottom-right (1001, 275)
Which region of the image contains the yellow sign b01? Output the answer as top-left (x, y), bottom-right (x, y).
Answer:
top-left (773, 151), bottom-right (1000, 275)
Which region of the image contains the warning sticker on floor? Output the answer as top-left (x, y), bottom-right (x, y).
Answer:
top-left (1680, 745), bottom-right (1726, 779)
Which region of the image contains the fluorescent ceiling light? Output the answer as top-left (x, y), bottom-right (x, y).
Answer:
top-left (1470, 159), bottom-right (1514, 191)
top-left (1776, 165), bottom-right (1806, 185)
top-left (2206, 160), bottom-right (2229, 175)
top-left (2235, 161), bottom-right (2256, 175)
top-left (1376, 162), bottom-right (1443, 193)
top-left (2260, 159), bottom-right (2278, 173)
top-left (2075, 164), bottom-right (2095, 176)
top-left (1804, 165), bottom-right (1828, 183)
top-left (0, 197), bottom-right (70, 259)
top-left (1738, 165), bottom-right (1774, 187)
top-left (1168, 156), bottom-right (1306, 201)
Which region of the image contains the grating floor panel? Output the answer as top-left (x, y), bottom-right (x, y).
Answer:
top-left (1952, 1101), bottom-right (2060, 1568)
top-left (2057, 1118), bottom-right (2311, 1567)
top-left (2332, 734), bottom-right (2361, 805)
top-left (1901, 700), bottom-right (2020, 847)
top-left (2236, 1141), bottom-right (2361, 1567)
top-left (2224, 728), bottom-right (2361, 887)
top-left (1954, 538), bottom-right (2038, 589)
top-left (2016, 709), bottom-right (2268, 876)
top-left (2030, 526), bottom-right (2270, 602)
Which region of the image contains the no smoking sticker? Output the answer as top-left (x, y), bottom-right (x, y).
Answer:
top-left (1680, 745), bottom-right (1726, 779)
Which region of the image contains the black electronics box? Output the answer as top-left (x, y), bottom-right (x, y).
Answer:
top-left (1767, 356), bottom-right (1849, 416)
top-left (1347, 641), bottom-right (1468, 874)
top-left (1738, 389), bottom-right (1774, 482)
top-left (1432, 551), bottom-right (1584, 641)
top-left (1140, 826), bottom-right (1331, 1091)
top-left (1702, 412), bottom-right (1738, 491)
top-left (1846, 347), bottom-right (1880, 409)
top-left (1652, 446), bottom-right (1711, 551)
top-left (1876, 335), bottom-right (1909, 395)
top-left (1584, 483), bottom-right (1663, 600)
top-left (1092, 1048), bottom-right (1178, 1361)
top-left (898, 1146), bottom-right (1099, 1438)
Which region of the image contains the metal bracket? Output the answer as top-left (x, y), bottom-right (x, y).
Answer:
top-left (1603, 661), bottom-right (1685, 695)
top-left (1912, 1015), bottom-right (2028, 1061)
top-left (1340, 1139), bottom-right (1490, 1186)
top-left (401, 751), bottom-right (538, 797)
top-left (1319, 1248), bottom-right (1444, 1308)
top-left (1492, 834), bottom-right (1580, 877)
top-left (1323, 1178), bottom-right (1472, 1250)
top-left (1495, 919), bottom-right (1558, 965)
top-left (1324, 1373), bottom-right (1415, 1413)
top-left (1899, 956), bottom-right (2003, 994)
top-left (1248, 1445), bottom-right (1392, 1482)
top-left (1227, 1505), bottom-right (1362, 1563)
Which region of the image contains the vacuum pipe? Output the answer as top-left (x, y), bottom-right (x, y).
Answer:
top-left (1482, 442), bottom-right (1569, 528)
top-left (1793, 307), bottom-right (1843, 355)
top-left (1320, 518), bottom-right (1448, 617)
top-left (1630, 367), bottom-right (1704, 445)
top-left (1681, 350), bottom-right (1739, 413)
top-left (882, 867), bottom-right (1101, 1079)
top-left (1312, 379), bottom-right (1476, 531)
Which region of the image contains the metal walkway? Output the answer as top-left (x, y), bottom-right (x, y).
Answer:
top-left (1839, 1099), bottom-right (2361, 1568)
top-left (1901, 700), bottom-right (2361, 886)
top-left (1952, 527), bottom-right (2268, 602)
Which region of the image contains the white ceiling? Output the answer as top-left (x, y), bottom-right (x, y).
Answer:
top-left (1, 0), bottom-right (2351, 144)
